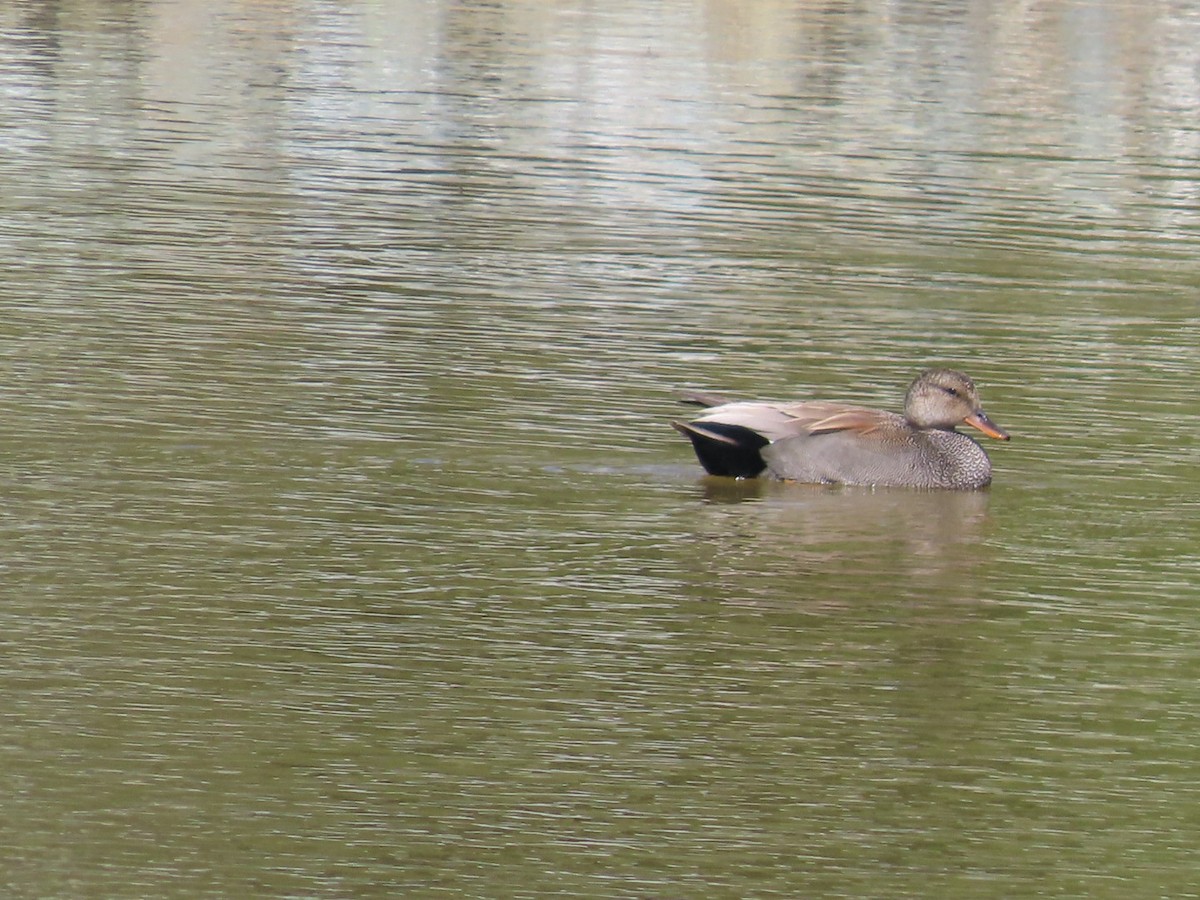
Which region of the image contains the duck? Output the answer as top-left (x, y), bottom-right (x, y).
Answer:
top-left (672, 368), bottom-right (1009, 489)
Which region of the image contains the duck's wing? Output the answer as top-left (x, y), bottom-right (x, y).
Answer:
top-left (688, 400), bottom-right (901, 442)
top-left (682, 399), bottom-right (907, 444)
top-left (773, 402), bottom-right (904, 438)
top-left (679, 390), bottom-right (736, 408)
top-left (687, 401), bottom-right (808, 443)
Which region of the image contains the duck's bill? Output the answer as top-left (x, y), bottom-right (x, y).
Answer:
top-left (964, 411), bottom-right (1010, 441)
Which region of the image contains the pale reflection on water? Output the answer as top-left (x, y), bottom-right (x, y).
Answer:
top-left (2, 0), bottom-right (1200, 896)
top-left (686, 480), bottom-right (995, 604)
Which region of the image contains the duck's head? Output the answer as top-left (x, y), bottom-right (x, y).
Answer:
top-left (904, 368), bottom-right (1009, 440)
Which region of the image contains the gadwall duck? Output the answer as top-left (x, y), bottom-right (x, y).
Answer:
top-left (673, 368), bottom-right (1009, 489)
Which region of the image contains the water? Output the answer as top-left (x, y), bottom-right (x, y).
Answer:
top-left (2, 0), bottom-right (1200, 896)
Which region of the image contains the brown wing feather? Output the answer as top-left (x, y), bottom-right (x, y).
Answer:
top-left (776, 402), bottom-right (901, 437)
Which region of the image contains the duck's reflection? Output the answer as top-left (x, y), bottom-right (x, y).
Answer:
top-left (687, 478), bottom-right (995, 605)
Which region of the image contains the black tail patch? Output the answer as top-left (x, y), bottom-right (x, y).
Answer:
top-left (673, 421), bottom-right (768, 479)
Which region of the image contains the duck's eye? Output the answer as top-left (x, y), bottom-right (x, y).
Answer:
top-left (943, 386), bottom-right (961, 398)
